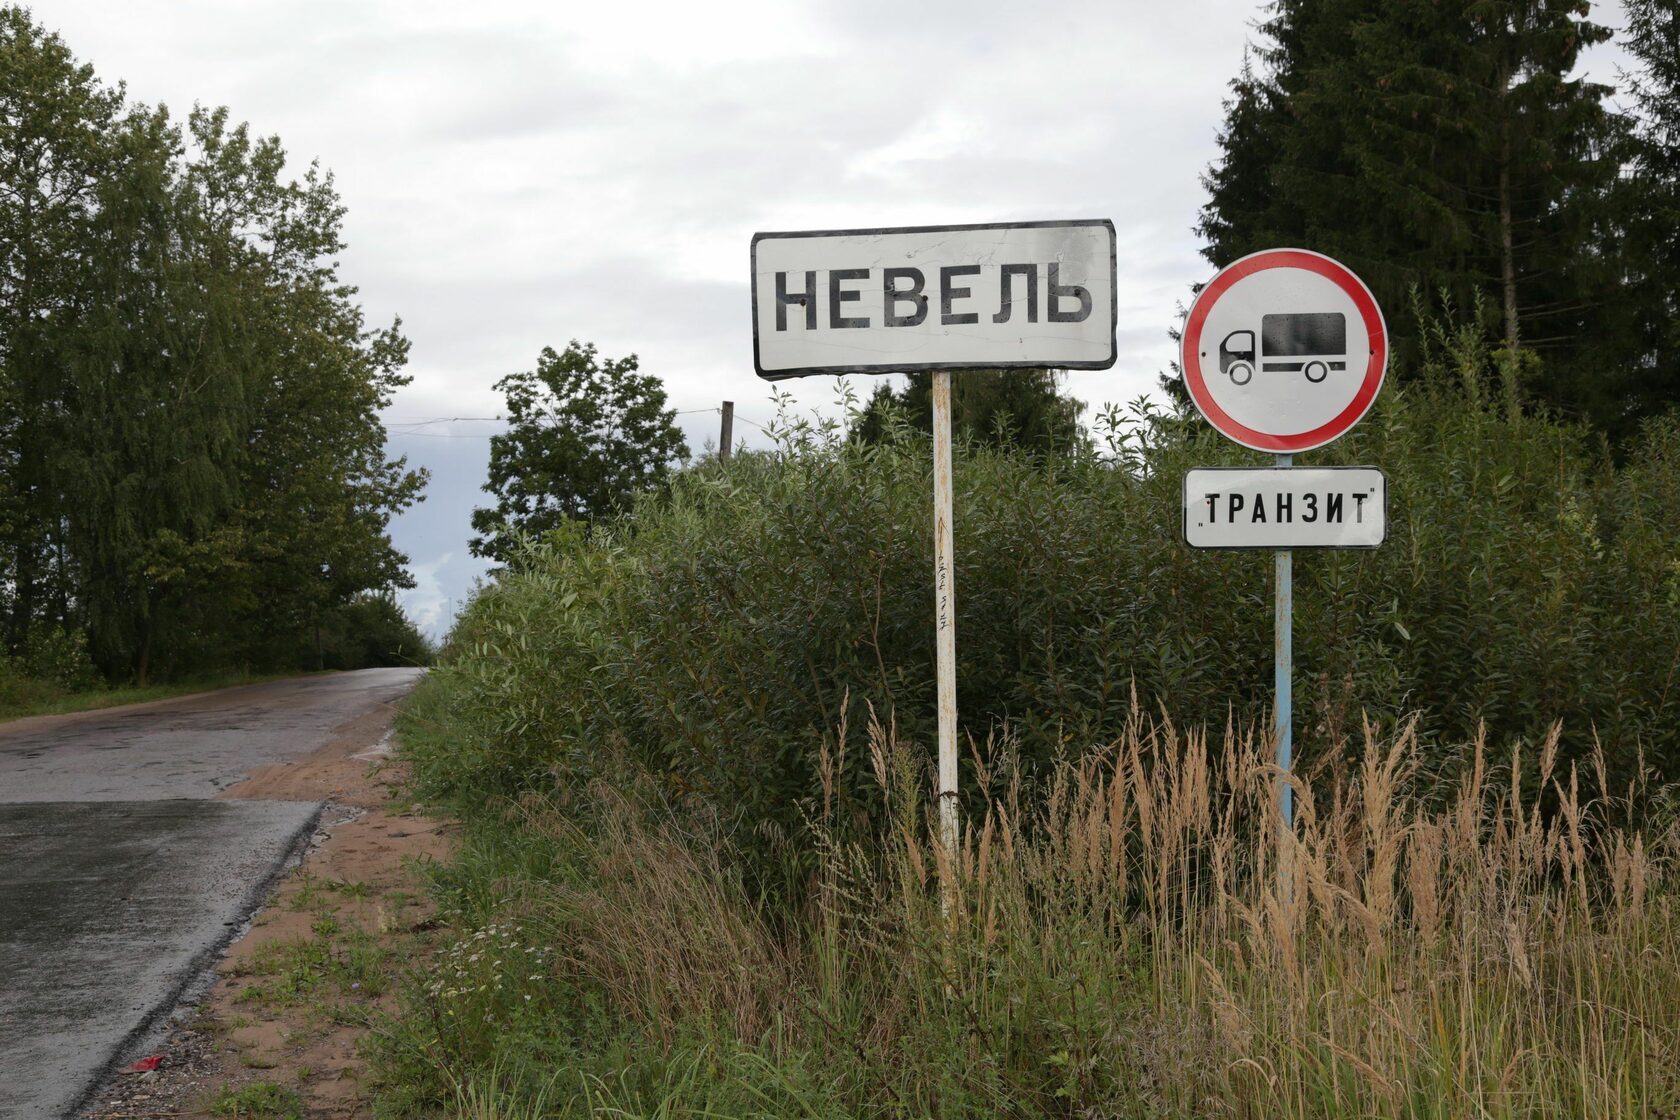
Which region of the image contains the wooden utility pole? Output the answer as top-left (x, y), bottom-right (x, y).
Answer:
top-left (719, 401), bottom-right (734, 462)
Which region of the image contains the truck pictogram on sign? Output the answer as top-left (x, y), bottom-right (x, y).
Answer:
top-left (1180, 248), bottom-right (1386, 453)
top-left (1219, 313), bottom-right (1348, 385)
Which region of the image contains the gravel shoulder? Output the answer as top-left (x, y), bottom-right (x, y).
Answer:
top-left (76, 693), bottom-right (454, 1119)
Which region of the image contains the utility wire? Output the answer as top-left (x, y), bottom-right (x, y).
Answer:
top-left (733, 415), bottom-right (771, 433)
top-left (385, 415), bottom-right (506, 425)
top-left (385, 406), bottom-right (761, 439)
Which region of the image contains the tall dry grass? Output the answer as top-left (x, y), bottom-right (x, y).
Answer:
top-left (452, 707), bottom-right (1680, 1118)
top-left (882, 711), bottom-right (1680, 1116)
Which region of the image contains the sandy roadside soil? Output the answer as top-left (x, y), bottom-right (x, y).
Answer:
top-left (81, 704), bottom-right (456, 1119)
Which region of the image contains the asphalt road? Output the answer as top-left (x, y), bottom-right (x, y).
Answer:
top-left (0, 668), bottom-right (423, 1120)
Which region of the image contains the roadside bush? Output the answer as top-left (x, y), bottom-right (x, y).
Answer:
top-left (14, 622), bottom-right (101, 690)
top-left (0, 623), bottom-right (102, 713)
top-left (229, 592), bottom-right (434, 675)
top-left (412, 368), bottom-right (1680, 859)
top-left (0, 659), bottom-right (66, 712)
top-left (322, 592), bottom-right (436, 669)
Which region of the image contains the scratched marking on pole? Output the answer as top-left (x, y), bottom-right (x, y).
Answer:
top-left (751, 221), bottom-right (1118, 914)
top-left (937, 557), bottom-right (950, 632)
top-left (1274, 453), bottom-right (1293, 846)
top-left (1180, 249), bottom-right (1388, 880)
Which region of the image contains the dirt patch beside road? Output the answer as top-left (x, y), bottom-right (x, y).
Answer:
top-left (218, 705), bottom-right (408, 806)
top-left (82, 704), bottom-right (453, 1119)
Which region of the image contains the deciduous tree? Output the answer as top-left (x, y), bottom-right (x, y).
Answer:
top-left (0, 7), bottom-right (427, 681)
top-left (472, 341), bottom-right (688, 563)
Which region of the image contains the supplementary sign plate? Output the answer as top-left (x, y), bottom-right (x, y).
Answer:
top-left (752, 220), bottom-right (1117, 379)
top-left (1184, 466), bottom-right (1386, 549)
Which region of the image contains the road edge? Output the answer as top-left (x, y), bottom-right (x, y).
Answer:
top-left (0, 672), bottom-right (339, 736)
top-left (63, 799), bottom-right (327, 1120)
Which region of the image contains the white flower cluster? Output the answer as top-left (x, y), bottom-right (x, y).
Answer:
top-left (423, 922), bottom-right (551, 1019)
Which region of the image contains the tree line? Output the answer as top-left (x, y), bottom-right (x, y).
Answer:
top-left (1, 8), bottom-right (428, 684)
top-left (473, 2), bottom-right (1680, 593)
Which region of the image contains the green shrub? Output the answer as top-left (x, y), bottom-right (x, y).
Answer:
top-left (0, 623), bottom-right (101, 714)
top-left (322, 592), bottom-right (435, 669)
top-left (15, 622), bottom-right (101, 691)
top-left (412, 360), bottom-right (1680, 867)
top-left (0, 659), bottom-right (67, 712)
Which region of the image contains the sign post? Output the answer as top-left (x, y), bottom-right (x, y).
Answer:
top-left (1274, 453), bottom-right (1292, 834)
top-left (1180, 248), bottom-right (1388, 879)
top-left (931, 371), bottom-right (959, 869)
top-left (752, 220), bottom-right (1118, 904)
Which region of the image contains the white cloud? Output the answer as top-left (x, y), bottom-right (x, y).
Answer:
top-left (35, 0), bottom-right (1636, 632)
top-left (396, 553), bottom-right (452, 637)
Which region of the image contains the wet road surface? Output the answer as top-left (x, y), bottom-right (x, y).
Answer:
top-left (0, 668), bottom-right (422, 1119)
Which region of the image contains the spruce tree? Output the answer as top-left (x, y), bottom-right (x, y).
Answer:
top-left (1197, 0), bottom-right (1631, 429)
top-left (1197, 52), bottom-right (1291, 269)
top-left (1621, 0), bottom-right (1680, 427)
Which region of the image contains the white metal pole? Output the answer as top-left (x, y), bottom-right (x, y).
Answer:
top-left (931, 370), bottom-right (960, 889)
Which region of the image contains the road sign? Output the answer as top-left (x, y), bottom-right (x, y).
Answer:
top-left (1181, 248), bottom-right (1386, 453)
top-left (748, 218), bottom-right (1117, 915)
top-left (751, 220), bottom-right (1117, 379)
top-left (1183, 466), bottom-right (1386, 549)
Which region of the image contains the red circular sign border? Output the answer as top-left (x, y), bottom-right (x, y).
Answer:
top-left (1181, 248), bottom-right (1387, 454)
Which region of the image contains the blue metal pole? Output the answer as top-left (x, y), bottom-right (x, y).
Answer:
top-left (1275, 452), bottom-right (1294, 834)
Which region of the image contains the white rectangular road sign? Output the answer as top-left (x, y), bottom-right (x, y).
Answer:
top-left (1184, 466), bottom-right (1386, 549)
top-left (751, 220), bottom-right (1117, 379)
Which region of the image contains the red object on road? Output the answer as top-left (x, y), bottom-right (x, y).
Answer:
top-left (121, 1055), bottom-right (164, 1074)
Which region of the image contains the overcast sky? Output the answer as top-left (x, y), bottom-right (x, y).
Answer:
top-left (40, 0), bottom-right (1636, 636)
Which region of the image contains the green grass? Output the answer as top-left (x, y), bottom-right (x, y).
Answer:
top-left (326, 877), bottom-right (372, 900)
top-left (0, 670), bottom-right (323, 724)
top-left (210, 1081), bottom-right (304, 1119)
top-left (234, 926), bottom-right (395, 1010)
top-left (367, 671), bottom-right (1680, 1120)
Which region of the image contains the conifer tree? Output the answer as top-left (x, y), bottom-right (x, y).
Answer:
top-left (850, 369), bottom-right (1085, 455)
top-left (1621, 0), bottom-right (1680, 425)
top-left (1197, 0), bottom-right (1632, 429)
top-left (1197, 53), bottom-right (1291, 270)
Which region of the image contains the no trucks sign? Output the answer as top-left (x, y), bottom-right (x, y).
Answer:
top-left (1179, 247), bottom-right (1390, 551)
top-left (1180, 248), bottom-right (1387, 454)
